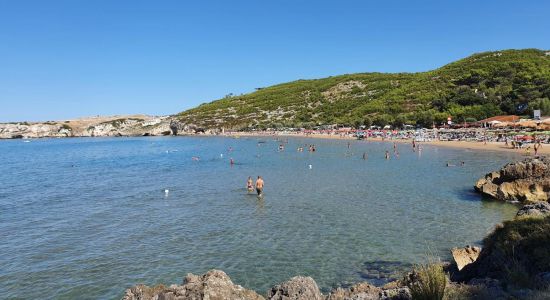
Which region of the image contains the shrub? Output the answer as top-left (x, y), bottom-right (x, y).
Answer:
top-left (407, 262), bottom-right (447, 300)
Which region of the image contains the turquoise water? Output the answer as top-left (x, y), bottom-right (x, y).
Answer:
top-left (0, 137), bottom-right (520, 299)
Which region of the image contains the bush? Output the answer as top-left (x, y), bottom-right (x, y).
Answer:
top-left (407, 262), bottom-right (447, 300)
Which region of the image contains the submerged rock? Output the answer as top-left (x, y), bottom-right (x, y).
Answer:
top-left (474, 157), bottom-right (550, 202)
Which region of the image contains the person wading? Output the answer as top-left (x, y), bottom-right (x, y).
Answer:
top-left (255, 176), bottom-right (264, 196)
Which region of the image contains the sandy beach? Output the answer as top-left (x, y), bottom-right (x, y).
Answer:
top-left (224, 132), bottom-right (550, 155)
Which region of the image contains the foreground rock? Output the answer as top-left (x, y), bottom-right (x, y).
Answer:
top-left (326, 281), bottom-right (410, 300)
top-left (459, 215), bottom-right (550, 289)
top-left (268, 276), bottom-right (323, 300)
top-left (516, 201), bottom-right (550, 217)
top-left (123, 270), bottom-right (264, 300)
top-left (474, 157), bottom-right (550, 202)
top-left (123, 270), bottom-right (412, 300)
top-left (451, 245), bottom-right (481, 271)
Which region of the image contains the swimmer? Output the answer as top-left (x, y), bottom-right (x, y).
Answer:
top-left (255, 176), bottom-right (264, 196)
top-left (192, 156), bottom-right (200, 161)
top-left (446, 162), bottom-right (456, 167)
top-left (247, 176), bottom-right (254, 193)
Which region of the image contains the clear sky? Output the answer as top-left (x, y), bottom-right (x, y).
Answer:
top-left (0, 0), bottom-right (549, 122)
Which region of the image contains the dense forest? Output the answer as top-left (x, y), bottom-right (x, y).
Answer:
top-left (177, 49), bottom-right (550, 130)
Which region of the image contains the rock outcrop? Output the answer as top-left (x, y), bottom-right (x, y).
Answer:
top-left (123, 270), bottom-right (412, 300)
top-left (326, 281), bottom-right (410, 300)
top-left (458, 215), bottom-right (550, 285)
top-left (451, 246), bottom-right (481, 271)
top-left (0, 115), bottom-right (178, 139)
top-left (516, 201), bottom-right (550, 217)
top-left (267, 276), bottom-right (323, 300)
top-left (474, 157), bottom-right (550, 202)
top-left (123, 270), bottom-right (264, 300)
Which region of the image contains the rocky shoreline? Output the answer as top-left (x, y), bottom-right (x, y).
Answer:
top-left (475, 156), bottom-right (550, 203)
top-left (0, 116), bottom-right (214, 139)
top-left (121, 158), bottom-right (550, 300)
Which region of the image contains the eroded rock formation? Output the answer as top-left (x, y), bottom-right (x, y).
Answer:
top-left (474, 157), bottom-right (550, 203)
top-left (0, 115), bottom-right (174, 139)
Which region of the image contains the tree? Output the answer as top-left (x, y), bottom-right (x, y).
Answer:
top-left (363, 117), bottom-right (373, 128)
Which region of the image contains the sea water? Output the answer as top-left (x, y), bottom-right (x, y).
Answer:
top-left (0, 136), bottom-right (520, 299)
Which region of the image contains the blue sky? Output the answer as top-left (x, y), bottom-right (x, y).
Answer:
top-left (0, 0), bottom-right (549, 122)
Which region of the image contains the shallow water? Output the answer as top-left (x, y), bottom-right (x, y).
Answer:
top-left (0, 136), bottom-right (520, 299)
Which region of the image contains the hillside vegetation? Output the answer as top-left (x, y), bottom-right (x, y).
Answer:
top-left (177, 49), bottom-right (550, 130)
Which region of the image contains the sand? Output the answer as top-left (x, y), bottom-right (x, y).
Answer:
top-left (224, 132), bottom-right (550, 155)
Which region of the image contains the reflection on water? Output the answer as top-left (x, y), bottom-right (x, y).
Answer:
top-left (0, 137), bottom-right (521, 299)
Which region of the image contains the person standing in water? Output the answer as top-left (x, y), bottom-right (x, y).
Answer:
top-left (230, 158), bottom-right (234, 166)
top-left (247, 176), bottom-right (254, 193)
top-left (362, 152), bottom-right (368, 160)
top-left (385, 150), bottom-right (390, 160)
top-left (255, 176), bottom-right (264, 196)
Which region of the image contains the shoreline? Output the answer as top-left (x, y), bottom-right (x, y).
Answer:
top-left (224, 132), bottom-right (550, 155)
top-left (5, 130), bottom-right (550, 155)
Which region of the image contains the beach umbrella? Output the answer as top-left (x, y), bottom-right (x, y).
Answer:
top-left (518, 121), bottom-right (538, 128)
top-left (493, 122), bottom-right (509, 128)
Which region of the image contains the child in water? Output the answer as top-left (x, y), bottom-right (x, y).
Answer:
top-left (246, 176), bottom-right (254, 193)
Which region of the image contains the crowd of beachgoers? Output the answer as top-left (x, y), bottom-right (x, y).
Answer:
top-left (227, 128), bottom-right (550, 145)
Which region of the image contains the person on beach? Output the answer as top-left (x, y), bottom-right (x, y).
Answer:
top-left (534, 141), bottom-right (542, 155)
top-left (526, 146), bottom-right (532, 156)
top-left (385, 150), bottom-right (390, 160)
top-left (247, 176), bottom-right (254, 193)
top-left (255, 176), bottom-right (264, 196)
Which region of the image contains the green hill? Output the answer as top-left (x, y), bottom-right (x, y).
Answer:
top-left (177, 49), bottom-right (550, 130)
